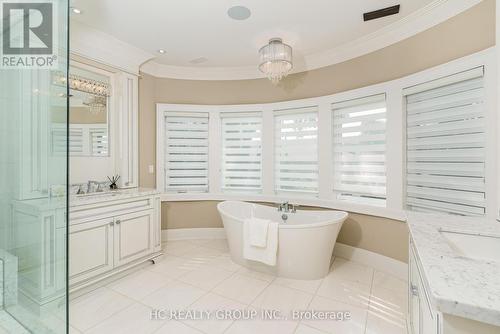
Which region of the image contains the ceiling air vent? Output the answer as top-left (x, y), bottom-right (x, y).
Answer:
top-left (363, 5), bottom-right (400, 21)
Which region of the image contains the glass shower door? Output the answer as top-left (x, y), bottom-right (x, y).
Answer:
top-left (0, 0), bottom-right (69, 332)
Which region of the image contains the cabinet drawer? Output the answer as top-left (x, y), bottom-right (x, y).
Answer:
top-left (70, 197), bottom-right (154, 224)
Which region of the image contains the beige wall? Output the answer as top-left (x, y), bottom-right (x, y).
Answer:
top-left (138, 0), bottom-right (495, 263)
top-left (70, 106), bottom-right (108, 124)
top-left (162, 201), bottom-right (409, 262)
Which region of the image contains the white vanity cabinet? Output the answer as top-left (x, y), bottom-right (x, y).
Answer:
top-left (9, 190), bottom-right (162, 304)
top-left (408, 237), bottom-right (500, 334)
top-left (408, 238), bottom-right (439, 334)
top-left (69, 191), bottom-right (162, 290)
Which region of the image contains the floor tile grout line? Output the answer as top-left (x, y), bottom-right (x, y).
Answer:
top-left (78, 299), bottom-right (139, 334)
top-left (107, 270), bottom-right (174, 303)
top-left (69, 286), bottom-right (138, 332)
top-left (363, 268), bottom-right (376, 334)
top-left (76, 241), bottom-right (406, 334)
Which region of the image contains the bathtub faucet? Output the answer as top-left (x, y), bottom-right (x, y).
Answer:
top-left (277, 201), bottom-right (297, 213)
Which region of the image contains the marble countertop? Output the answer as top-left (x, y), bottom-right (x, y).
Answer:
top-left (407, 212), bottom-right (500, 327)
top-left (13, 188), bottom-right (159, 211)
top-left (70, 187), bottom-right (159, 206)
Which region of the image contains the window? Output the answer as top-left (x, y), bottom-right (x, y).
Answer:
top-left (52, 125), bottom-right (109, 156)
top-left (156, 52), bottom-right (494, 219)
top-left (332, 94), bottom-right (387, 206)
top-left (52, 127), bottom-right (84, 155)
top-left (274, 106), bottom-right (319, 196)
top-left (404, 67), bottom-right (486, 215)
top-left (221, 112), bottom-right (262, 192)
top-left (164, 112), bottom-right (209, 193)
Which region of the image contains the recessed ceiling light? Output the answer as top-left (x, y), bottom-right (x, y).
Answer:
top-left (71, 7), bottom-right (82, 14)
top-left (189, 57), bottom-right (208, 64)
top-left (227, 6), bottom-right (251, 21)
top-left (158, 49), bottom-right (166, 54)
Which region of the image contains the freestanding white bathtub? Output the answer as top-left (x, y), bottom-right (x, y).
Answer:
top-left (217, 201), bottom-right (348, 280)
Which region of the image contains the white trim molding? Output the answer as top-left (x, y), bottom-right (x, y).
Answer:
top-left (140, 0), bottom-right (481, 80)
top-left (71, 20), bottom-right (155, 75)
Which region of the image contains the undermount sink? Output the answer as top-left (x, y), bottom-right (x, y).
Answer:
top-left (440, 229), bottom-right (500, 263)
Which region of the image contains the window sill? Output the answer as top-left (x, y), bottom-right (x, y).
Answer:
top-left (159, 192), bottom-right (407, 221)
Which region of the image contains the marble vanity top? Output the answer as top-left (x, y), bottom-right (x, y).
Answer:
top-left (13, 188), bottom-right (159, 211)
top-left (407, 212), bottom-right (500, 326)
top-left (70, 187), bottom-right (159, 206)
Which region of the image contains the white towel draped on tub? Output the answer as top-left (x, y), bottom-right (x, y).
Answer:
top-left (243, 218), bottom-right (279, 266)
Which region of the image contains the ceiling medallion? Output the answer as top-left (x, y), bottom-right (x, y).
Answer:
top-left (258, 38), bottom-right (293, 84)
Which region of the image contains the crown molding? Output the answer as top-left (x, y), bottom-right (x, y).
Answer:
top-left (70, 20), bottom-right (155, 75)
top-left (140, 61), bottom-right (261, 81)
top-left (140, 0), bottom-right (482, 80)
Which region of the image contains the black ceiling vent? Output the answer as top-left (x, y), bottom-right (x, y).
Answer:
top-left (363, 5), bottom-right (400, 21)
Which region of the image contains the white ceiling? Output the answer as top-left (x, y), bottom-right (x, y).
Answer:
top-left (70, 0), bottom-right (479, 79)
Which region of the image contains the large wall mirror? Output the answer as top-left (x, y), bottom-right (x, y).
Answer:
top-left (69, 65), bottom-right (110, 157)
top-left (68, 61), bottom-right (116, 184)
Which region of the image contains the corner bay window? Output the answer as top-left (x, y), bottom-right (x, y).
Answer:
top-left (157, 54), bottom-right (495, 219)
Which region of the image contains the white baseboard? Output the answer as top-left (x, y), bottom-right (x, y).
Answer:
top-left (161, 228), bottom-right (407, 280)
top-left (333, 242), bottom-right (408, 281)
top-left (162, 228), bottom-right (226, 241)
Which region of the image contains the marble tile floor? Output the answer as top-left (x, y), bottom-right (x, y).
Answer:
top-left (69, 239), bottom-right (408, 334)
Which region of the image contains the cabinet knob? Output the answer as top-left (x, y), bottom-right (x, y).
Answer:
top-left (115, 219), bottom-right (121, 225)
top-left (410, 284), bottom-right (418, 297)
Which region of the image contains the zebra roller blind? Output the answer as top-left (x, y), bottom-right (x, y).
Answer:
top-left (164, 112), bottom-right (209, 193)
top-left (332, 94), bottom-right (387, 206)
top-left (221, 112), bottom-right (262, 192)
top-left (52, 127), bottom-right (84, 155)
top-left (274, 106), bottom-right (319, 196)
top-left (404, 67), bottom-right (486, 215)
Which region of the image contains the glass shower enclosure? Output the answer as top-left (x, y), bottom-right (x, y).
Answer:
top-left (0, 0), bottom-right (69, 333)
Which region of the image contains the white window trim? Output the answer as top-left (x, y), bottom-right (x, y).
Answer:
top-left (156, 47), bottom-right (497, 221)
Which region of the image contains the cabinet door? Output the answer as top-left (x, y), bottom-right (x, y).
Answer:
top-left (69, 218), bottom-right (114, 285)
top-left (113, 210), bottom-right (153, 267)
top-left (409, 242), bottom-right (439, 334)
top-left (409, 247), bottom-right (420, 334)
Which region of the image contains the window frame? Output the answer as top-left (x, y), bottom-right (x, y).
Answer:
top-left (156, 48), bottom-right (497, 221)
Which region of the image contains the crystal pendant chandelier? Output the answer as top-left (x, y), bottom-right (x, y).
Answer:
top-left (84, 95), bottom-right (107, 115)
top-left (258, 38), bottom-right (293, 84)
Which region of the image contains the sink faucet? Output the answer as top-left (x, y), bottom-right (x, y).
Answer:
top-left (87, 180), bottom-right (99, 193)
top-left (277, 201), bottom-right (297, 213)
